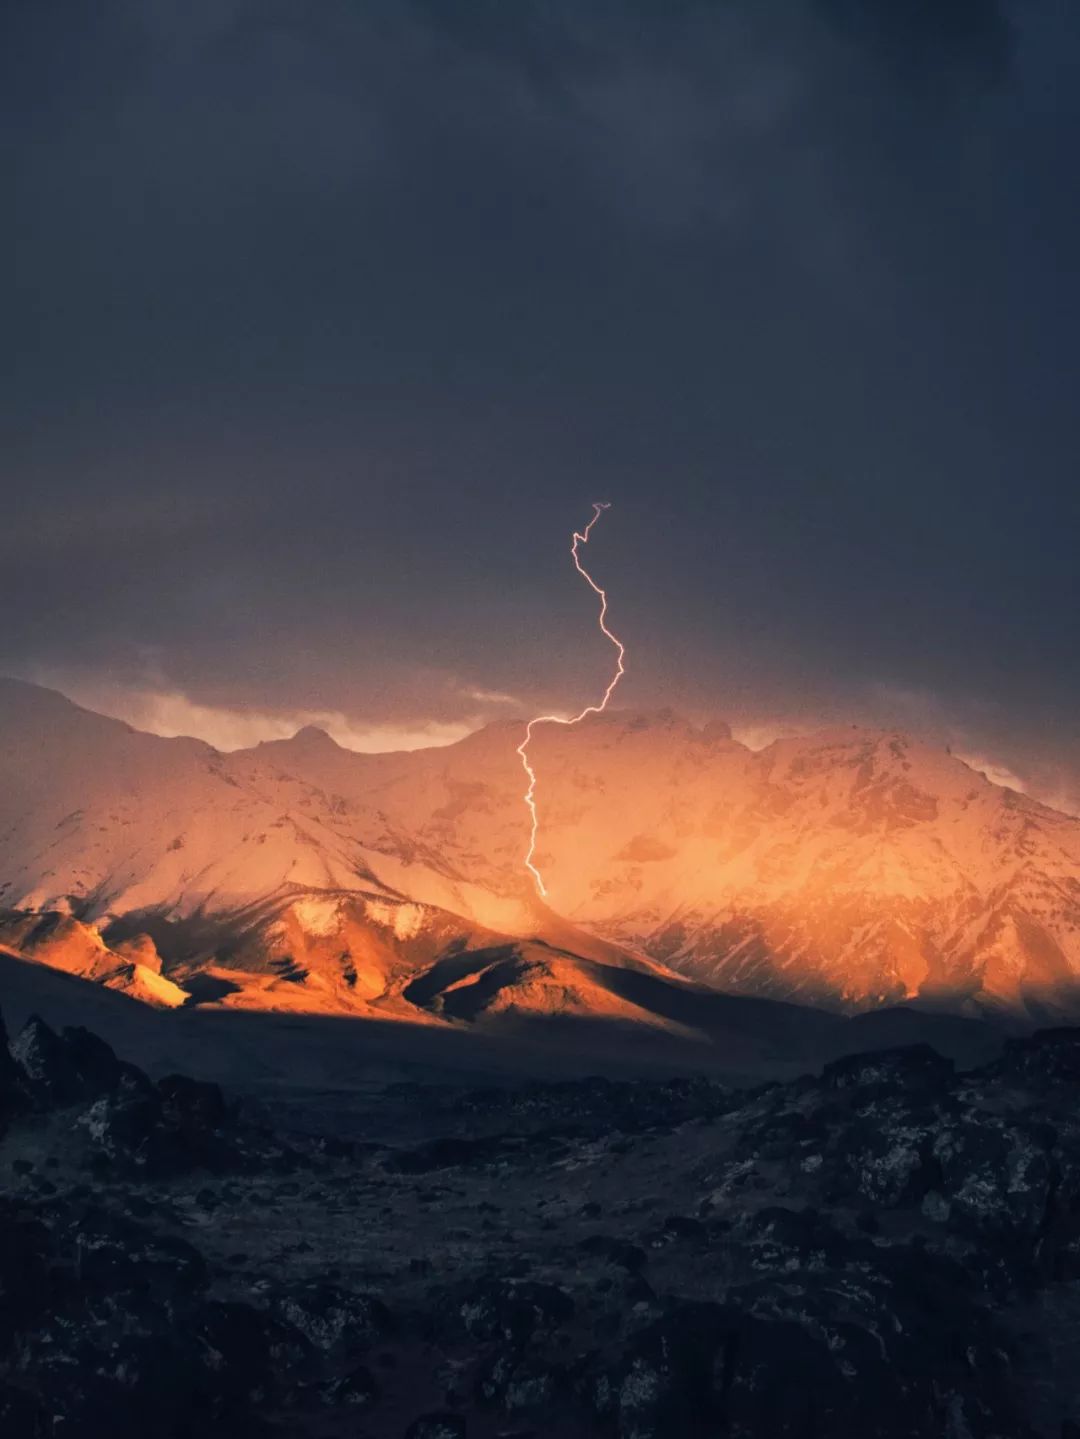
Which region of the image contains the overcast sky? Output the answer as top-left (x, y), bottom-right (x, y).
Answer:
top-left (3, 1), bottom-right (1078, 809)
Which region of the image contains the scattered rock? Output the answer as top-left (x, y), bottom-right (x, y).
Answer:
top-left (2, 1008), bottom-right (1079, 1437)
top-left (387, 1135), bottom-right (507, 1174)
top-left (270, 1282), bottom-right (391, 1353)
top-left (987, 1027), bottom-right (1080, 1086)
top-left (70, 1207), bottom-right (209, 1296)
top-left (451, 1279), bottom-right (574, 1348)
top-left (405, 1413), bottom-right (468, 1439)
top-left (319, 1361), bottom-right (381, 1408)
top-left (476, 1348), bottom-right (566, 1413)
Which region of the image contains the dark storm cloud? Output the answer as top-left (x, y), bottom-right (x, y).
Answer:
top-left (2, 1), bottom-right (1077, 800)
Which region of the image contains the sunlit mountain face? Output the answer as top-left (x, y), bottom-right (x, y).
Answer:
top-left (2, 677), bottom-right (1077, 1026)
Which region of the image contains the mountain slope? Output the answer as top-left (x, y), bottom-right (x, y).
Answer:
top-left (233, 702), bottom-right (1080, 1018)
top-left (1, 677), bottom-right (1078, 1021)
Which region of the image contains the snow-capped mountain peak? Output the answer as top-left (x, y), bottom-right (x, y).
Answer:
top-left (0, 680), bottom-right (1077, 1022)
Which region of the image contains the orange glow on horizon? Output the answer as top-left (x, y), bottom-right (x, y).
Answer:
top-left (517, 503), bottom-right (626, 897)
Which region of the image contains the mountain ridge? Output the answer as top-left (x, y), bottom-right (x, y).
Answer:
top-left (1, 676), bottom-right (1077, 1024)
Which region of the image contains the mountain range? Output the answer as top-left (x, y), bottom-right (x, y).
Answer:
top-left (1, 676), bottom-right (1078, 1035)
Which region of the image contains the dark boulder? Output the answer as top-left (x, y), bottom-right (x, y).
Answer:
top-left (80, 1067), bottom-right (246, 1177)
top-left (721, 1262), bottom-right (1031, 1438)
top-left (822, 1043), bottom-right (954, 1094)
top-left (985, 1027), bottom-right (1080, 1086)
top-left (0, 1382), bottom-right (43, 1435)
top-left (61, 1024), bottom-right (127, 1094)
top-left (833, 1114), bottom-right (942, 1208)
top-left (662, 1214), bottom-right (707, 1242)
top-left (450, 1278), bottom-right (573, 1348)
top-left (405, 1414), bottom-right (467, 1439)
top-left (578, 1234), bottom-right (648, 1272)
top-left (318, 1362), bottom-right (381, 1408)
top-left (194, 1300), bottom-right (307, 1404)
top-left (741, 1205), bottom-right (848, 1271)
top-left (614, 1302), bottom-right (731, 1439)
top-left (476, 1347), bottom-right (567, 1412)
top-left (10, 1014), bottom-right (81, 1105)
top-left (610, 1261), bottom-right (1033, 1439)
top-left (80, 1074), bottom-right (163, 1165)
top-left (159, 1072), bottom-right (228, 1130)
top-left (68, 1207), bottom-right (208, 1297)
top-left (8, 1205), bottom-right (298, 1438)
top-left (932, 1114), bottom-right (1055, 1237)
top-left (28, 1322), bottom-right (283, 1439)
top-left (269, 1282), bottom-right (391, 1354)
top-left (0, 1201), bottom-right (52, 1354)
top-left (0, 1006), bottom-right (23, 1122)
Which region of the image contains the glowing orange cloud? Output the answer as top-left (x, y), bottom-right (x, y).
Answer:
top-left (517, 502), bottom-right (626, 897)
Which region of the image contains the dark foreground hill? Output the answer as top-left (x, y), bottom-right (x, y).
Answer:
top-left (0, 948), bottom-right (1006, 1098)
top-left (3, 995), bottom-right (1080, 1436)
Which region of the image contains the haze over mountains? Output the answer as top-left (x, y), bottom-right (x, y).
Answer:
top-left (1, 676), bottom-right (1078, 1034)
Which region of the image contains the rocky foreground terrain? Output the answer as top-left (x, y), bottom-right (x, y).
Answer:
top-left (3, 1004), bottom-right (1080, 1437)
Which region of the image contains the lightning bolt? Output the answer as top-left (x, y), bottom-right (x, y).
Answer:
top-left (517, 502), bottom-right (626, 898)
